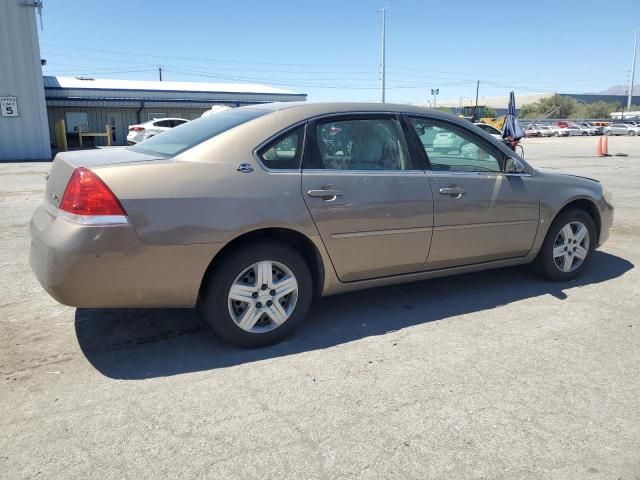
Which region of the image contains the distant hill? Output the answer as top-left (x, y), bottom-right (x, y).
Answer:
top-left (588, 84), bottom-right (640, 95)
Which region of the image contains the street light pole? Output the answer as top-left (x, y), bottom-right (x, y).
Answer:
top-left (380, 7), bottom-right (387, 103)
top-left (628, 28), bottom-right (638, 110)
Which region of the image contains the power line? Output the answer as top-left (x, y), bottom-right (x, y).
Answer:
top-left (41, 42), bottom-right (625, 82)
top-left (41, 43), bottom-right (378, 69)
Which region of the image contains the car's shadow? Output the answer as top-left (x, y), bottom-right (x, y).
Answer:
top-left (75, 251), bottom-right (633, 380)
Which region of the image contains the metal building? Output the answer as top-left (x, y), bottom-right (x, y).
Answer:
top-left (0, 0), bottom-right (51, 161)
top-left (44, 76), bottom-right (307, 146)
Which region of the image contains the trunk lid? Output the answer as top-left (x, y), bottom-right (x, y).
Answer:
top-left (45, 147), bottom-right (163, 209)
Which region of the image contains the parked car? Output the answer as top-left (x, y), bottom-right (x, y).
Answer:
top-left (533, 125), bottom-right (555, 137)
top-left (473, 122), bottom-right (502, 140)
top-left (566, 126), bottom-right (590, 136)
top-left (550, 126), bottom-right (570, 137)
top-left (127, 118), bottom-right (189, 144)
top-left (578, 123), bottom-right (603, 135)
top-left (201, 105), bottom-right (232, 118)
top-left (524, 125), bottom-right (541, 137)
top-left (603, 123), bottom-right (640, 136)
top-left (30, 103), bottom-right (614, 348)
top-left (433, 130), bottom-right (465, 152)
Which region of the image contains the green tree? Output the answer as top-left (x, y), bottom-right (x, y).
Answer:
top-left (520, 94), bottom-right (577, 119)
top-left (575, 101), bottom-right (620, 119)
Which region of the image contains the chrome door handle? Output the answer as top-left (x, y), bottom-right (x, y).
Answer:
top-left (439, 187), bottom-right (466, 197)
top-left (307, 188), bottom-right (343, 200)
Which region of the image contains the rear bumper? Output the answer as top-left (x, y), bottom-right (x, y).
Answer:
top-left (126, 133), bottom-right (144, 144)
top-left (29, 205), bottom-right (223, 308)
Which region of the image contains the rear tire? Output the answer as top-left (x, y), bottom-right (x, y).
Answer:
top-left (533, 209), bottom-right (596, 282)
top-left (200, 241), bottom-right (313, 348)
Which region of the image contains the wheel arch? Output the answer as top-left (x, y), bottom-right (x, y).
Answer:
top-left (550, 197), bottom-right (601, 241)
top-left (198, 227), bottom-right (325, 302)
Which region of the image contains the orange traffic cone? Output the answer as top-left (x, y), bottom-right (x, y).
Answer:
top-left (602, 135), bottom-right (609, 156)
top-left (596, 137), bottom-right (603, 157)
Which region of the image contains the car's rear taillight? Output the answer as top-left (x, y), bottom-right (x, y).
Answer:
top-left (59, 167), bottom-right (126, 217)
top-left (129, 126), bottom-right (145, 132)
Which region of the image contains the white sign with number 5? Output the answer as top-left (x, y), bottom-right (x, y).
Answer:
top-left (1, 96), bottom-right (19, 117)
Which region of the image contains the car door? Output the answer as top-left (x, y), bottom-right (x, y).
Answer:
top-left (406, 116), bottom-right (540, 270)
top-left (301, 114), bottom-right (433, 282)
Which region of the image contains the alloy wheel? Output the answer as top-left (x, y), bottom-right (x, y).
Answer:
top-left (227, 260), bottom-right (298, 333)
top-left (552, 221), bottom-right (590, 273)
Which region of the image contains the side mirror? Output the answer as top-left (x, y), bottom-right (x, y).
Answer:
top-left (504, 156), bottom-right (527, 174)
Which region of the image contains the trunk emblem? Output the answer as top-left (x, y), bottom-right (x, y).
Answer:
top-left (237, 163), bottom-right (254, 173)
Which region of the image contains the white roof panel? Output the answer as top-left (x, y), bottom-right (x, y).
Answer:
top-left (43, 76), bottom-right (301, 96)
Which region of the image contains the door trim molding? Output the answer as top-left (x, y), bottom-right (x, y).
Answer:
top-left (434, 219), bottom-right (538, 231)
top-left (331, 226), bottom-right (431, 239)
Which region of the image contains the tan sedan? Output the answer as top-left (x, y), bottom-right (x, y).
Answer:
top-left (30, 103), bottom-right (614, 347)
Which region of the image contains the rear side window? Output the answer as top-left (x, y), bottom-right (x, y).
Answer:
top-left (130, 108), bottom-right (268, 156)
top-left (258, 126), bottom-right (304, 170)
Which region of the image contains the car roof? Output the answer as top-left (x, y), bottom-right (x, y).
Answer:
top-left (237, 101), bottom-right (489, 134)
top-left (245, 101), bottom-right (459, 119)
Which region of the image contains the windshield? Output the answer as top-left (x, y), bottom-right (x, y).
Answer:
top-left (130, 108), bottom-right (269, 156)
top-left (476, 124), bottom-right (501, 135)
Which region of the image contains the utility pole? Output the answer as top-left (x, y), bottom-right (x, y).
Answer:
top-left (158, 66), bottom-right (163, 82)
top-left (380, 7), bottom-right (387, 103)
top-left (628, 28), bottom-right (638, 110)
top-left (471, 80), bottom-right (480, 120)
top-left (431, 88), bottom-right (439, 108)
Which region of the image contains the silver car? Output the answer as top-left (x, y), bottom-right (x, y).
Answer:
top-left (30, 103), bottom-right (614, 347)
top-left (604, 123), bottom-right (640, 136)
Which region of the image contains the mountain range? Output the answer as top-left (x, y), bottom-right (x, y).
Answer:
top-left (589, 84), bottom-right (640, 95)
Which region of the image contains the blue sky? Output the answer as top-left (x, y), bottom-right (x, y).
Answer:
top-left (39, 0), bottom-right (639, 103)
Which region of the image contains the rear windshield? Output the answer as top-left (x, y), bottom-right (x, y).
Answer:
top-left (129, 108), bottom-right (268, 156)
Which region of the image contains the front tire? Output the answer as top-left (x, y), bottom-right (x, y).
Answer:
top-left (200, 241), bottom-right (313, 348)
top-left (533, 209), bottom-right (596, 282)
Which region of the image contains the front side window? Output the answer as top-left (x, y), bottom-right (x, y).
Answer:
top-left (258, 126), bottom-right (303, 170)
top-left (409, 117), bottom-right (502, 173)
top-left (312, 118), bottom-right (411, 170)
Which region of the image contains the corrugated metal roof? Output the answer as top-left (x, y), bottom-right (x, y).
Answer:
top-left (43, 75), bottom-right (301, 96)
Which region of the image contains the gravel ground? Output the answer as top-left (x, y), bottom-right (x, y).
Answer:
top-left (1, 136), bottom-right (639, 479)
